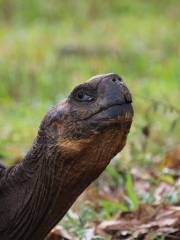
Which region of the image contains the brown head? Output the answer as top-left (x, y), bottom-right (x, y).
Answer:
top-left (40, 73), bottom-right (133, 177)
top-left (0, 74), bottom-right (134, 240)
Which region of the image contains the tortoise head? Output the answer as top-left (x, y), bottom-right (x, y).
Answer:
top-left (41, 73), bottom-right (133, 161)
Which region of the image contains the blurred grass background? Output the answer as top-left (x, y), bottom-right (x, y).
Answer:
top-left (0, 0), bottom-right (179, 163)
top-left (0, 0), bottom-right (180, 238)
top-left (0, 0), bottom-right (180, 195)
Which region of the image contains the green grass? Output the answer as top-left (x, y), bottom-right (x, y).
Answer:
top-left (0, 0), bottom-right (180, 237)
top-left (0, 0), bottom-right (179, 178)
top-left (0, 1), bottom-right (179, 104)
top-left (0, 0), bottom-right (179, 180)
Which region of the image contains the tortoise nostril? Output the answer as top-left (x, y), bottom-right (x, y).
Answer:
top-left (111, 76), bottom-right (122, 83)
top-left (112, 78), bottom-right (117, 82)
top-left (117, 76), bottom-right (122, 81)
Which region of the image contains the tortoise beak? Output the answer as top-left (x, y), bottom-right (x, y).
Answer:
top-left (89, 73), bottom-right (133, 122)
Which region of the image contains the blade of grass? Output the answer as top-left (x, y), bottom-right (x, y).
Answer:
top-left (126, 173), bottom-right (139, 210)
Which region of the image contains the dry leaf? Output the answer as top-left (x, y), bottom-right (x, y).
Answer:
top-left (97, 204), bottom-right (180, 239)
top-left (46, 226), bottom-right (74, 240)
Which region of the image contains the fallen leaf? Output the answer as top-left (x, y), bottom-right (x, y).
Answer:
top-left (97, 204), bottom-right (180, 239)
top-left (46, 225), bottom-right (74, 240)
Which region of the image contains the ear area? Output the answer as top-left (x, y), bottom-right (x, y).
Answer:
top-left (38, 105), bottom-right (65, 142)
top-left (46, 104), bottom-right (65, 125)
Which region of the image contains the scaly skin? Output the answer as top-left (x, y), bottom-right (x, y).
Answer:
top-left (0, 73), bottom-right (133, 240)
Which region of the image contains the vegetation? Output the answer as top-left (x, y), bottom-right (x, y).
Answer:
top-left (0, 0), bottom-right (179, 239)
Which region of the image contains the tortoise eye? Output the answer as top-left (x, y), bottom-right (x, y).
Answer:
top-left (75, 90), bottom-right (95, 102)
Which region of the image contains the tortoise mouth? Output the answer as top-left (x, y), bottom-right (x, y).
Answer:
top-left (83, 103), bottom-right (134, 122)
top-left (99, 103), bottom-right (133, 122)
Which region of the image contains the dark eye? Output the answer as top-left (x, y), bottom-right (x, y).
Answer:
top-left (75, 90), bottom-right (95, 102)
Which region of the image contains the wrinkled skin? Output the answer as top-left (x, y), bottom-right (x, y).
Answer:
top-left (0, 73), bottom-right (133, 240)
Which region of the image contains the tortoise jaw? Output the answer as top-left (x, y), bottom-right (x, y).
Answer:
top-left (102, 103), bottom-right (133, 122)
top-left (79, 103), bottom-right (134, 136)
top-left (86, 102), bottom-right (133, 123)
